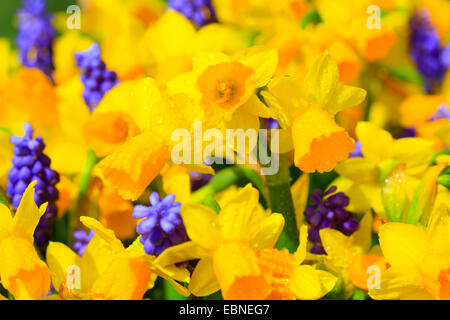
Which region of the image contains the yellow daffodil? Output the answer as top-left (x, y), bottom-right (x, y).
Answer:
top-left (369, 204), bottom-right (450, 300)
top-left (261, 52), bottom-right (366, 173)
top-left (155, 184), bottom-right (336, 299)
top-left (0, 68), bottom-right (59, 134)
top-left (96, 77), bottom-right (211, 200)
top-left (168, 45), bottom-right (278, 130)
top-left (316, 0), bottom-right (396, 62)
top-left (333, 121), bottom-right (435, 214)
top-left (154, 184), bottom-right (284, 299)
top-left (0, 182), bottom-right (52, 300)
top-left (140, 10), bottom-right (249, 84)
top-left (320, 213), bottom-right (388, 298)
top-left (46, 216), bottom-right (189, 300)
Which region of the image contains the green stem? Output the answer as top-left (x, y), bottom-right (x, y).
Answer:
top-left (69, 149), bottom-right (98, 241)
top-left (190, 166), bottom-right (267, 205)
top-left (265, 153), bottom-right (298, 253)
top-left (163, 278), bottom-right (188, 300)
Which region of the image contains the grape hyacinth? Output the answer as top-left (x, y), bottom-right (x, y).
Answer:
top-left (75, 43), bottom-right (119, 112)
top-left (6, 123), bottom-right (60, 247)
top-left (133, 193), bottom-right (188, 256)
top-left (349, 140), bottom-right (363, 158)
top-left (304, 186), bottom-right (359, 254)
top-left (429, 104), bottom-right (450, 121)
top-left (16, 0), bottom-right (55, 81)
top-left (190, 171), bottom-right (213, 192)
top-left (409, 8), bottom-right (450, 93)
top-left (72, 229), bottom-right (95, 256)
top-left (168, 0), bottom-right (217, 27)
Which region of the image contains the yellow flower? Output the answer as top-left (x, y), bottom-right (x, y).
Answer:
top-left (320, 213), bottom-right (388, 297)
top-left (0, 68), bottom-right (59, 133)
top-left (83, 81), bottom-right (141, 157)
top-left (369, 204), bottom-right (450, 300)
top-left (316, 0), bottom-right (396, 62)
top-left (252, 226), bottom-right (337, 300)
top-left (154, 184), bottom-right (284, 298)
top-left (0, 182), bottom-right (52, 300)
top-left (46, 217), bottom-right (189, 300)
top-left (155, 184), bottom-right (335, 299)
top-left (168, 45), bottom-right (278, 132)
top-left (262, 52), bottom-right (366, 173)
top-left (97, 78), bottom-right (211, 200)
top-left (333, 121), bottom-right (435, 215)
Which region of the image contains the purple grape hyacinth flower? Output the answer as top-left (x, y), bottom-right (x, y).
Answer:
top-left (133, 193), bottom-right (188, 256)
top-left (409, 9), bottom-right (450, 93)
top-left (168, 0), bottom-right (217, 27)
top-left (304, 186), bottom-right (359, 254)
top-left (75, 43), bottom-right (119, 112)
top-left (16, 0), bottom-right (55, 81)
top-left (7, 123), bottom-right (60, 248)
top-left (72, 228), bottom-right (95, 256)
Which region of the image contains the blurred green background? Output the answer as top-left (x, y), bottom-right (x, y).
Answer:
top-left (0, 0), bottom-right (75, 43)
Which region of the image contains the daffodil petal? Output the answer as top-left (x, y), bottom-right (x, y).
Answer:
top-left (189, 258), bottom-right (221, 297)
top-left (288, 265), bottom-right (337, 300)
top-left (378, 222), bottom-right (427, 268)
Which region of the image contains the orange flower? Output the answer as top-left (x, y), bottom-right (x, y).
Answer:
top-left (85, 111), bottom-right (140, 157)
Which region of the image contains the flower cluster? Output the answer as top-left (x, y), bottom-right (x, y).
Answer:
top-left (75, 43), bottom-right (119, 111)
top-left (409, 8), bottom-right (450, 92)
top-left (16, 0), bottom-right (55, 80)
top-left (305, 186), bottom-right (359, 254)
top-left (133, 193), bottom-right (188, 256)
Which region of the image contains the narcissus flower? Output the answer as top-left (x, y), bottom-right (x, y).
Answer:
top-left (0, 182), bottom-right (52, 300)
top-left (369, 204), bottom-right (450, 300)
top-left (97, 78), bottom-right (211, 201)
top-left (154, 184), bottom-right (285, 299)
top-left (169, 45), bottom-right (278, 128)
top-left (333, 121), bottom-right (435, 214)
top-left (262, 52), bottom-right (366, 173)
top-left (46, 216), bottom-right (190, 300)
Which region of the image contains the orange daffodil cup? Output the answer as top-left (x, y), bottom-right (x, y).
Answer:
top-left (261, 52), bottom-right (367, 173)
top-left (154, 184), bottom-right (337, 300)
